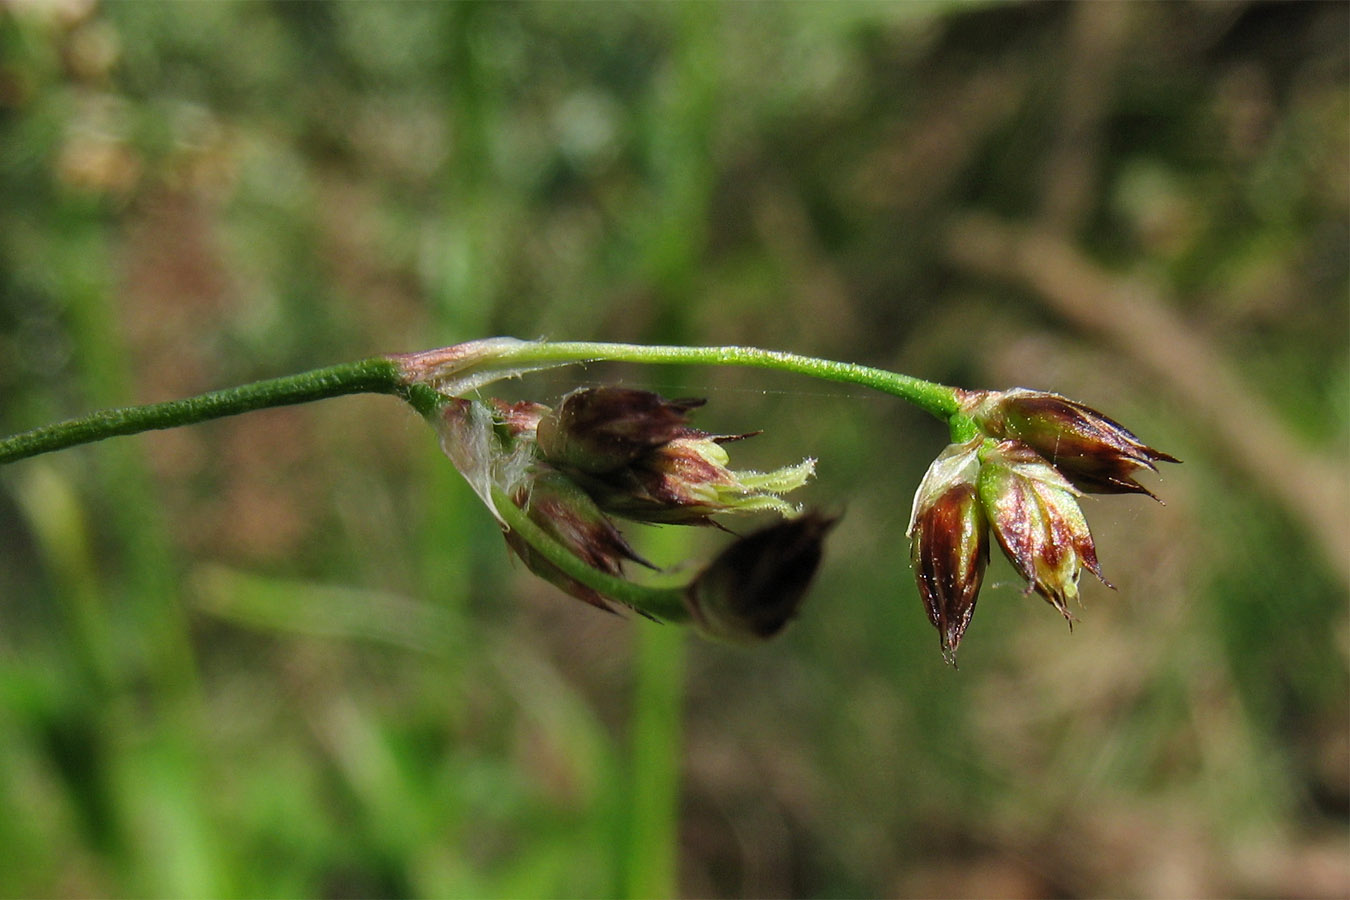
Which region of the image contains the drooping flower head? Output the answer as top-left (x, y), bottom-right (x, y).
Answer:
top-left (423, 350), bottom-right (1175, 655)
top-left (908, 386), bottom-right (1179, 660)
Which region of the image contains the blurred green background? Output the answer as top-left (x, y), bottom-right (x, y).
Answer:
top-left (1, 2), bottom-right (1346, 897)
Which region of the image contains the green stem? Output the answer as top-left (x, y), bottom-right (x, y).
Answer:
top-left (488, 486), bottom-right (690, 622)
top-left (492, 341), bottom-right (961, 420)
top-left (0, 358), bottom-right (409, 465)
top-left (624, 617), bottom-right (685, 900)
top-left (948, 414), bottom-right (979, 443)
top-left (2, 339), bottom-right (961, 466)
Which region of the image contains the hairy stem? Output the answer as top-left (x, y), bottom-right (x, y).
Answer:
top-left (2, 339), bottom-right (961, 466)
top-left (0, 358), bottom-right (410, 465)
top-left (489, 340), bottom-right (962, 420)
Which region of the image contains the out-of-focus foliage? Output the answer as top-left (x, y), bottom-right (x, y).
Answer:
top-left (0, 2), bottom-right (1345, 897)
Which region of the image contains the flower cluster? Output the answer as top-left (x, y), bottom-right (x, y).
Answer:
top-left (436, 386), bottom-right (828, 642)
top-left (0, 330), bottom-right (1184, 657)
top-left (909, 390), bottom-right (1179, 664)
top-left (424, 353), bottom-right (1176, 656)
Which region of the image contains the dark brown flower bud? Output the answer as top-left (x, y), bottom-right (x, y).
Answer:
top-left (962, 389), bottom-right (1180, 498)
top-left (977, 440), bottom-right (1109, 622)
top-left (536, 387), bottom-right (703, 475)
top-left (685, 512), bottom-right (837, 644)
top-left (503, 468), bottom-right (655, 613)
top-left (908, 440), bottom-right (988, 665)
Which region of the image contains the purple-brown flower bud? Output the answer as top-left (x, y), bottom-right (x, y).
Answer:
top-left (539, 387), bottom-right (814, 526)
top-left (961, 388), bottom-right (1179, 498)
top-left (686, 511), bottom-right (837, 644)
top-left (977, 439), bottom-right (1110, 622)
top-left (536, 387), bottom-right (703, 475)
top-left (502, 468), bottom-right (655, 613)
top-left (907, 440), bottom-right (988, 664)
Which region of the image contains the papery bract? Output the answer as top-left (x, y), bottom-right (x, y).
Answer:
top-left (435, 398), bottom-right (518, 524)
top-left (490, 398), bottom-right (549, 440)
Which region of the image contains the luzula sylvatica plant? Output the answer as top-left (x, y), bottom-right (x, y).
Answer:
top-left (0, 338), bottom-right (1177, 661)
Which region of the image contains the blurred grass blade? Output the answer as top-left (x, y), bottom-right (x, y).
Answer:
top-left (191, 564), bottom-right (458, 656)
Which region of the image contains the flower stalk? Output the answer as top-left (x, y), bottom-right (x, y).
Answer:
top-left (0, 339), bottom-right (961, 465)
top-left (0, 357), bottom-right (412, 465)
top-left (448, 340), bottom-right (963, 419)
